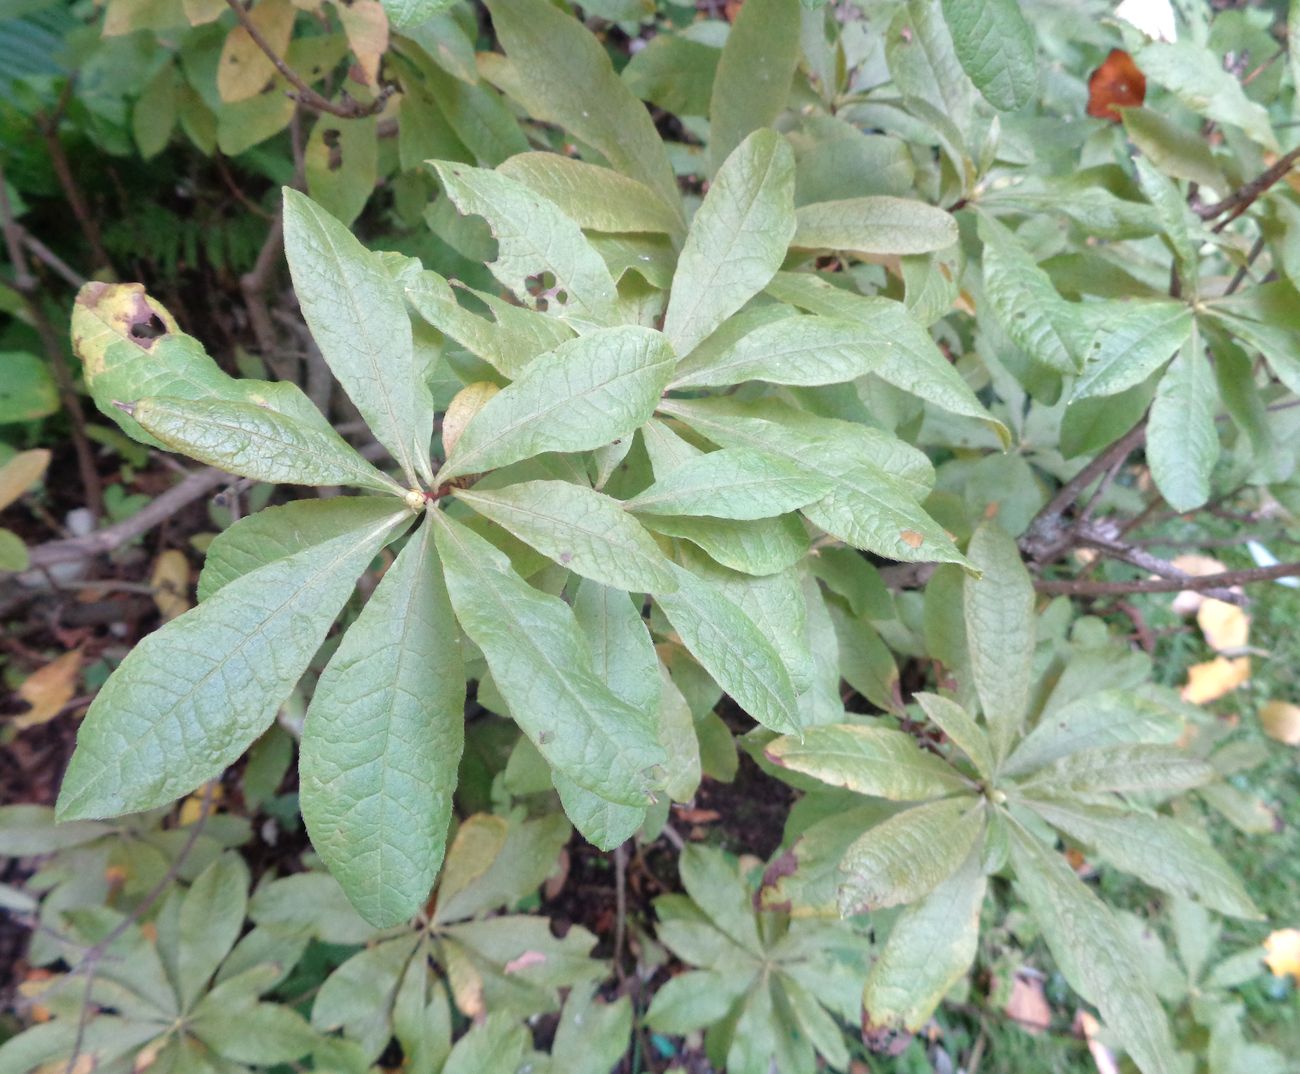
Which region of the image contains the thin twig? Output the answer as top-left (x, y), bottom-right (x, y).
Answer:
top-left (222, 0), bottom-right (394, 118)
top-left (1196, 143), bottom-right (1300, 227)
top-left (1035, 560), bottom-right (1300, 597)
top-left (1226, 234), bottom-right (1266, 295)
top-left (1075, 522), bottom-right (1243, 604)
top-left (20, 229), bottom-right (86, 289)
top-left (35, 78), bottom-right (112, 273)
top-left (613, 841), bottom-right (629, 978)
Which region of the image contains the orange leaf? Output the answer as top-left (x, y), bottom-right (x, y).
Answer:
top-left (12, 650), bottom-right (82, 730)
top-left (1264, 929), bottom-right (1300, 980)
top-left (1260, 701), bottom-right (1300, 746)
top-left (1181, 656), bottom-right (1250, 704)
top-left (1196, 598), bottom-right (1249, 652)
top-left (1087, 49), bottom-right (1146, 122)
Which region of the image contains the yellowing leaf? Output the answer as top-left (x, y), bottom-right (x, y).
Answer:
top-left (1263, 928), bottom-right (1300, 980)
top-left (442, 382), bottom-right (500, 460)
top-left (1260, 701), bottom-right (1300, 746)
top-left (150, 549), bottom-right (192, 621)
top-left (1196, 598), bottom-right (1249, 652)
top-left (334, 0), bottom-right (388, 85)
top-left (13, 650), bottom-right (82, 730)
top-left (218, 0), bottom-right (296, 103)
top-left (1181, 656), bottom-right (1250, 704)
top-left (0, 449), bottom-right (52, 512)
top-left (178, 783), bottom-right (223, 826)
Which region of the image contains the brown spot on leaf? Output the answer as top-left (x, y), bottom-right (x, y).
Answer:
top-left (900, 529), bottom-right (924, 549)
top-left (861, 1010), bottom-right (914, 1055)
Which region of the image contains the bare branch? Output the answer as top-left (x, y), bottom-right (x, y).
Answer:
top-left (1035, 561), bottom-right (1300, 597)
top-left (1196, 143), bottom-right (1300, 228)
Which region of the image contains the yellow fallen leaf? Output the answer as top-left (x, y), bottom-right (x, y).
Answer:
top-left (1259, 701), bottom-right (1300, 746)
top-left (1181, 656), bottom-right (1250, 704)
top-left (150, 549), bottom-right (192, 621)
top-left (1264, 929), bottom-right (1300, 980)
top-left (178, 784), bottom-right (223, 826)
top-left (0, 449), bottom-right (52, 513)
top-left (1170, 553), bottom-right (1230, 616)
top-left (217, 0), bottom-right (295, 103)
top-left (12, 650), bottom-right (82, 730)
top-left (1196, 598), bottom-right (1249, 652)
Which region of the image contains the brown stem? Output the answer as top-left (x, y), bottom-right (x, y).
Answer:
top-left (35, 79), bottom-right (112, 273)
top-left (1196, 143), bottom-right (1300, 227)
top-left (0, 164), bottom-right (104, 520)
top-left (222, 0), bottom-right (394, 118)
top-left (20, 229), bottom-right (86, 289)
top-left (1035, 561), bottom-right (1300, 597)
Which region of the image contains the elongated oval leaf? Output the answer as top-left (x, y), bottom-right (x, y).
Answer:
top-left (1007, 821), bottom-right (1181, 1074)
top-left (862, 847), bottom-right (986, 1033)
top-left (1023, 797), bottom-right (1259, 920)
top-left (1148, 331), bottom-right (1219, 512)
top-left (939, 0), bottom-right (1036, 111)
top-left (130, 396), bottom-right (400, 495)
top-left (57, 512), bottom-right (408, 820)
top-left (765, 723), bottom-right (971, 800)
top-left (300, 521), bottom-right (466, 927)
top-left (640, 513), bottom-right (810, 576)
top-left (707, 0), bottom-right (801, 173)
top-left (430, 161), bottom-right (619, 327)
top-left (656, 565), bottom-right (800, 734)
top-left (1073, 301), bottom-right (1193, 400)
top-left (626, 449), bottom-right (832, 520)
top-left (497, 153), bottom-right (680, 235)
top-left (662, 130), bottom-right (796, 358)
top-left (792, 197), bottom-right (958, 255)
top-left (438, 327), bottom-right (675, 481)
top-left (198, 496), bottom-right (403, 601)
top-left (431, 510), bottom-right (665, 804)
top-left (455, 480), bottom-right (678, 593)
top-left (282, 189), bottom-right (433, 485)
top-left (962, 521), bottom-right (1034, 763)
top-left (914, 692), bottom-right (994, 778)
top-left (482, 0), bottom-right (680, 211)
top-left (838, 797), bottom-right (984, 914)
top-left (1017, 745), bottom-right (1214, 796)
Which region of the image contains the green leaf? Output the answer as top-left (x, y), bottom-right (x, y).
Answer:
top-left (549, 985), bottom-right (633, 1074)
top-left (862, 846), bottom-right (986, 1032)
top-left (198, 496), bottom-right (403, 601)
top-left (443, 1013), bottom-right (529, 1074)
top-left (1073, 301), bottom-right (1193, 399)
top-left (553, 772), bottom-right (645, 851)
top-left (497, 152), bottom-right (680, 234)
top-left (914, 692), bottom-right (994, 778)
top-left (282, 189), bottom-right (433, 485)
top-left (1148, 329), bottom-right (1219, 512)
top-left (885, 0), bottom-right (975, 135)
top-left (1017, 745), bottom-right (1214, 796)
top-left (1137, 41), bottom-right (1277, 152)
top-left (765, 723), bottom-right (971, 800)
top-left (176, 853), bottom-right (249, 1009)
top-left (977, 213), bottom-right (1083, 373)
top-left (627, 448), bottom-right (832, 520)
top-left (792, 197), bottom-right (958, 255)
top-left (305, 111), bottom-right (377, 228)
top-left (1004, 688), bottom-right (1184, 776)
top-left (455, 480), bottom-right (678, 593)
top-left (56, 511), bottom-right (407, 820)
top-left (190, 971), bottom-right (320, 1064)
top-left (382, 0), bottom-right (457, 30)
top-left (679, 844), bottom-right (765, 954)
top-left (128, 396), bottom-right (400, 495)
top-left (481, 0), bottom-right (680, 210)
top-left (657, 565), bottom-right (801, 734)
top-left (623, 34), bottom-right (719, 118)
top-left (646, 970), bottom-right (746, 1033)
top-left (437, 327), bottom-right (675, 481)
top-left (838, 797), bottom-right (983, 914)
top-left (939, 0), bottom-right (1035, 111)
top-left (0, 528), bottom-right (27, 572)
top-left (300, 522), bottom-right (465, 927)
top-left (431, 511), bottom-right (665, 804)
top-left (764, 273), bottom-right (1008, 444)
top-left (430, 161), bottom-right (619, 327)
top-left (641, 513), bottom-right (810, 576)
top-left (0, 351), bottom-right (57, 423)
top-left (962, 521), bottom-right (1034, 762)
top-left (707, 0), bottom-right (801, 173)
top-left (1007, 822), bottom-right (1178, 1074)
top-left (1205, 281), bottom-right (1300, 396)
top-left (0, 805), bottom-right (110, 855)
top-left (1133, 157), bottom-right (1199, 294)
top-left (1022, 798), bottom-right (1260, 920)
top-left (662, 129), bottom-right (796, 358)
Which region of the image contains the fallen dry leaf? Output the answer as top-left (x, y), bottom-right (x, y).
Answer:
top-left (1006, 972), bottom-right (1051, 1035)
top-left (1170, 553), bottom-right (1230, 615)
top-left (1197, 598), bottom-right (1249, 652)
top-left (150, 549), bottom-right (192, 621)
top-left (178, 784), bottom-right (223, 826)
top-left (12, 650), bottom-right (82, 730)
top-left (1264, 928), bottom-right (1300, 980)
top-left (1181, 656), bottom-right (1250, 704)
top-left (1259, 701), bottom-right (1300, 746)
top-left (0, 449), bottom-right (52, 513)
top-left (1086, 49), bottom-right (1146, 121)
